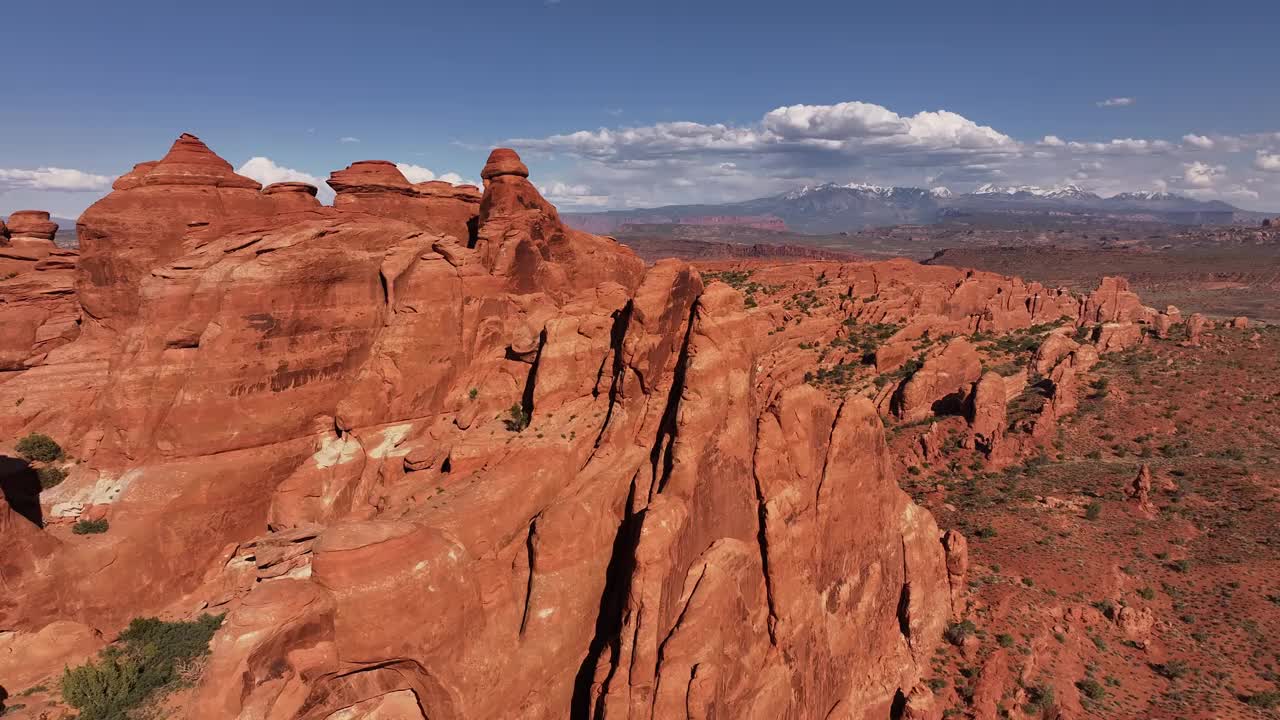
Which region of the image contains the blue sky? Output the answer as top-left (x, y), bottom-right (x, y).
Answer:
top-left (4, 0), bottom-right (1280, 217)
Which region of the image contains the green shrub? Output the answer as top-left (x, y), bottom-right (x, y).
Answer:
top-left (1154, 659), bottom-right (1189, 680)
top-left (72, 519), bottom-right (109, 535)
top-left (1243, 690), bottom-right (1280, 709)
top-left (944, 620), bottom-right (977, 646)
top-left (1084, 501), bottom-right (1102, 520)
top-left (1077, 678), bottom-right (1106, 700)
top-left (62, 614), bottom-right (223, 720)
top-left (997, 633), bottom-right (1015, 648)
top-left (15, 433), bottom-right (62, 462)
top-left (1093, 599), bottom-right (1116, 619)
top-left (503, 404), bottom-right (531, 432)
top-left (1023, 683), bottom-right (1055, 713)
top-left (37, 465), bottom-right (68, 489)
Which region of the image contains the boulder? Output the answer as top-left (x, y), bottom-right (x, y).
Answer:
top-left (262, 181), bottom-right (321, 211)
top-left (1096, 322), bottom-right (1144, 353)
top-left (1187, 312), bottom-right (1210, 344)
top-left (5, 210), bottom-right (58, 241)
top-left (1033, 332), bottom-right (1079, 374)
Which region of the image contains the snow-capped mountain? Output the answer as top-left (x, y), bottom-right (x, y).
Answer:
top-left (566, 181), bottom-right (1258, 234)
top-left (1110, 191), bottom-right (1177, 201)
top-left (972, 183), bottom-right (1101, 200)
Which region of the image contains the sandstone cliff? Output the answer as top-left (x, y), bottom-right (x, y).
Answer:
top-left (0, 136), bottom-right (968, 719)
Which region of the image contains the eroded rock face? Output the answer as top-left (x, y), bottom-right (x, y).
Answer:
top-left (328, 159), bottom-right (481, 243)
top-left (5, 210), bottom-right (59, 241)
top-left (1082, 276), bottom-right (1144, 323)
top-left (894, 338), bottom-right (983, 422)
top-left (1, 211), bottom-right (80, 369)
top-left (0, 138), bottom-right (952, 719)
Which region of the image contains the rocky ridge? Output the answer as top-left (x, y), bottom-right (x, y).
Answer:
top-left (0, 134), bottom-right (1209, 719)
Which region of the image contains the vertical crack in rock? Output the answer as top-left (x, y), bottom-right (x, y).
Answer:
top-left (684, 664), bottom-right (702, 718)
top-left (571, 477), bottom-right (643, 720)
top-left (378, 268), bottom-right (391, 310)
top-left (812, 398), bottom-right (844, 517)
top-left (520, 328), bottom-right (548, 423)
top-left (519, 513), bottom-right (539, 636)
top-left (649, 299), bottom-right (699, 500)
top-left (752, 462), bottom-right (780, 646)
top-left (897, 538), bottom-right (913, 650)
top-left (650, 562), bottom-right (709, 708)
top-left (593, 302), bottom-right (633, 450)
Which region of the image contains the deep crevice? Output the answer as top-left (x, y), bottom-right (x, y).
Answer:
top-left (752, 458), bottom-right (779, 646)
top-left (570, 477), bottom-right (643, 720)
top-left (377, 269), bottom-right (391, 309)
top-left (895, 581), bottom-right (912, 646)
top-left (649, 298), bottom-right (699, 499)
top-left (896, 538), bottom-right (913, 650)
top-left (650, 562), bottom-right (709, 712)
top-left (520, 329), bottom-right (548, 424)
top-left (593, 302), bottom-right (633, 449)
top-left (519, 515), bottom-right (538, 636)
top-left (466, 216), bottom-right (480, 249)
top-left (889, 689), bottom-right (907, 720)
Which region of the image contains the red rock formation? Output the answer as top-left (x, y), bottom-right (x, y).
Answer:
top-left (262, 181), bottom-right (321, 212)
top-left (1128, 464), bottom-right (1157, 518)
top-left (1095, 321), bottom-right (1144, 353)
top-left (6, 210), bottom-right (59, 241)
top-left (969, 371), bottom-right (1007, 459)
top-left (0, 212), bottom-right (80, 369)
top-left (1082, 276), bottom-right (1145, 323)
top-left (328, 160), bottom-right (481, 243)
top-left (942, 529), bottom-right (969, 619)
top-left (1032, 332), bottom-right (1079, 375)
top-left (894, 338), bottom-right (983, 421)
top-left (76, 133), bottom-right (273, 334)
top-left (1186, 312), bottom-right (1210, 344)
top-left (0, 137), bottom-right (954, 719)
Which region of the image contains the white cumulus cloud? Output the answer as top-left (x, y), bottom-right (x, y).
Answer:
top-left (1182, 161), bottom-right (1225, 188)
top-left (507, 100), bottom-right (1280, 211)
top-left (394, 163), bottom-right (472, 186)
top-left (338, 136), bottom-right (361, 144)
top-left (1097, 97), bottom-right (1135, 107)
top-left (1182, 134), bottom-right (1214, 149)
top-left (539, 181), bottom-right (609, 207)
top-left (1254, 151), bottom-right (1280, 172)
top-left (1066, 138), bottom-right (1174, 155)
top-left (237, 157), bottom-right (324, 188)
top-left (0, 167), bottom-right (113, 192)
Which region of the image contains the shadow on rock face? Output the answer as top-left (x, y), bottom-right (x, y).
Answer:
top-left (0, 455), bottom-right (42, 527)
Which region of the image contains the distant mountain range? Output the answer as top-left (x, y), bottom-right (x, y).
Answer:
top-left (565, 183), bottom-right (1267, 234)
